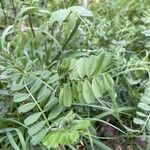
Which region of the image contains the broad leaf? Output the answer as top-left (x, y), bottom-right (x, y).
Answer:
top-left (31, 128), bottom-right (48, 145)
top-left (28, 121), bottom-right (45, 136)
top-left (63, 83), bottom-right (72, 107)
top-left (70, 6), bottom-right (93, 17)
top-left (105, 74), bottom-right (114, 87)
top-left (95, 53), bottom-right (105, 74)
top-left (18, 102), bottom-right (36, 113)
top-left (141, 96), bottom-right (150, 104)
top-left (13, 93), bottom-right (30, 102)
top-left (138, 102), bottom-right (150, 111)
top-left (71, 82), bottom-right (79, 100)
top-left (72, 120), bottom-right (91, 130)
top-left (43, 131), bottom-right (60, 148)
top-left (48, 105), bottom-right (63, 120)
top-left (83, 80), bottom-right (95, 103)
top-left (85, 55), bottom-right (98, 77)
top-left (103, 74), bottom-right (111, 91)
top-left (37, 85), bottom-right (51, 102)
top-left (30, 80), bottom-right (42, 93)
top-left (49, 9), bottom-right (70, 24)
top-left (24, 112), bottom-right (41, 126)
top-left (76, 58), bottom-right (86, 78)
top-left (92, 77), bottom-right (104, 99)
top-left (70, 131), bottom-right (79, 142)
top-left (133, 118), bottom-right (145, 125)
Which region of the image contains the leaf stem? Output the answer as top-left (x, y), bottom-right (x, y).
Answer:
top-left (11, 0), bottom-right (16, 17)
top-left (25, 84), bottom-right (50, 127)
top-left (28, 14), bottom-right (36, 38)
top-left (35, 76), bottom-right (56, 92)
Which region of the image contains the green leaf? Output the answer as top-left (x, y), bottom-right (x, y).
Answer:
top-left (13, 93), bottom-right (30, 102)
top-left (1, 25), bottom-right (13, 49)
top-left (47, 74), bottom-right (59, 84)
top-left (7, 132), bottom-right (20, 150)
top-left (0, 128), bottom-right (26, 150)
top-left (101, 53), bottom-right (112, 71)
top-left (48, 105), bottom-right (63, 120)
top-left (77, 81), bottom-right (85, 103)
top-left (49, 9), bottom-right (70, 24)
top-left (65, 110), bottom-right (76, 122)
top-left (105, 74), bottom-right (114, 87)
top-left (141, 96), bottom-right (150, 104)
top-left (48, 132), bottom-right (60, 148)
top-left (30, 80), bottom-right (42, 93)
top-left (92, 77), bottom-right (104, 99)
top-left (31, 128), bottom-right (48, 145)
top-left (145, 86), bottom-right (150, 94)
top-left (11, 83), bottom-right (24, 91)
top-left (127, 77), bottom-right (141, 85)
top-left (59, 88), bottom-right (64, 106)
top-left (95, 53), bottom-right (105, 74)
top-left (59, 130), bottom-right (71, 145)
top-left (85, 55), bottom-right (98, 77)
top-left (70, 131), bottom-right (79, 142)
top-left (44, 97), bottom-right (58, 112)
top-left (83, 80), bottom-right (95, 103)
top-left (43, 131), bottom-right (60, 148)
top-left (58, 130), bottom-right (71, 145)
top-left (37, 85), bottom-right (51, 102)
top-left (136, 111), bottom-right (147, 117)
top-left (146, 119), bottom-right (150, 133)
top-left (72, 120), bottom-right (91, 130)
top-left (133, 118), bottom-right (145, 125)
top-left (43, 129), bottom-right (77, 148)
top-left (103, 74), bottom-right (111, 91)
top-left (42, 132), bottom-right (52, 145)
top-left (28, 121), bottom-right (45, 136)
top-left (109, 88), bottom-right (119, 119)
top-left (18, 102), bottom-right (36, 113)
top-left (70, 6), bottom-right (93, 17)
top-left (138, 102), bottom-right (150, 111)
top-left (63, 83), bottom-right (73, 107)
top-left (71, 82), bottom-right (79, 100)
top-left (93, 138), bottom-right (112, 150)
top-left (24, 112), bottom-right (41, 126)
top-left (76, 58), bottom-right (86, 78)
top-left (17, 6), bottom-right (38, 18)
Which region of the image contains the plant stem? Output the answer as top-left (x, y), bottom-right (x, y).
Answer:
top-left (28, 14), bottom-right (36, 38)
top-left (36, 76), bottom-right (56, 92)
top-left (62, 18), bottom-right (81, 50)
top-left (11, 0), bottom-right (16, 17)
top-left (25, 84), bottom-right (50, 127)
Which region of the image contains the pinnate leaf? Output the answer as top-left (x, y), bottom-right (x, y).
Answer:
top-left (13, 93), bottom-right (30, 102)
top-left (92, 77), bottom-right (104, 99)
top-left (24, 112), bottom-right (41, 126)
top-left (18, 102), bottom-right (36, 113)
top-left (83, 80), bottom-right (95, 103)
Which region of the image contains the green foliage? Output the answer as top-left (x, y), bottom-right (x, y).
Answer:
top-left (0, 0), bottom-right (150, 149)
top-left (43, 119), bottom-right (91, 148)
top-left (134, 82), bottom-right (150, 133)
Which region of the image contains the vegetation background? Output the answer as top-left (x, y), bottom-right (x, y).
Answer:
top-left (0, 0), bottom-right (150, 149)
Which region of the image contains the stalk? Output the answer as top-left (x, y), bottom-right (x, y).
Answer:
top-left (11, 0), bottom-right (16, 16)
top-left (28, 14), bottom-right (36, 38)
